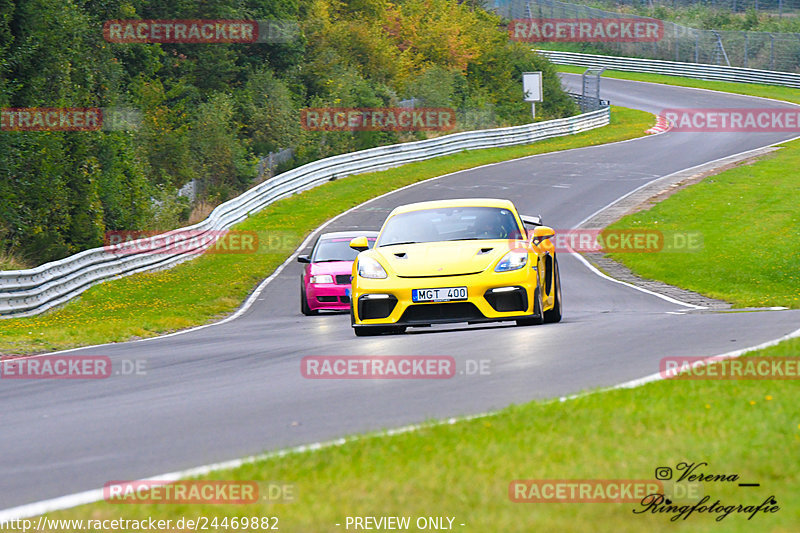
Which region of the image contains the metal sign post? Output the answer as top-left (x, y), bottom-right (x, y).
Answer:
top-left (522, 71), bottom-right (543, 120)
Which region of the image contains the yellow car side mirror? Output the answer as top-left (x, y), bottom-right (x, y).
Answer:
top-left (531, 226), bottom-right (555, 245)
top-left (349, 236), bottom-right (370, 252)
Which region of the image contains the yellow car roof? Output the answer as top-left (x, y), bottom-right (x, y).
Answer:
top-left (387, 198), bottom-right (517, 217)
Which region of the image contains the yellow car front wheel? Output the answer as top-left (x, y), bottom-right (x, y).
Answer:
top-left (543, 257), bottom-right (562, 323)
top-left (516, 286), bottom-right (544, 327)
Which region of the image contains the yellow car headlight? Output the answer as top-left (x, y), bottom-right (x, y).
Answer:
top-left (358, 257), bottom-right (388, 279)
top-left (495, 251), bottom-right (528, 272)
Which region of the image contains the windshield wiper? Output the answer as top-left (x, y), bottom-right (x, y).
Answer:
top-left (379, 241), bottom-right (419, 247)
top-left (446, 237), bottom-right (481, 241)
top-left (313, 259), bottom-right (349, 263)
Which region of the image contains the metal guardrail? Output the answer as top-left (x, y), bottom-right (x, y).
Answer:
top-left (570, 93), bottom-right (611, 112)
top-left (538, 50), bottom-right (800, 88)
top-left (0, 107), bottom-right (610, 318)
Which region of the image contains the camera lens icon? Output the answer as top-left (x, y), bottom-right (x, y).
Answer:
top-left (655, 467), bottom-right (673, 480)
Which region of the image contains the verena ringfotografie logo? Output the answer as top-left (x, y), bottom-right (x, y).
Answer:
top-left (508, 229), bottom-right (702, 254)
top-left (1, 107), bottom-right (140, 131)
top-left (103, 19), bottom-right (298, 44)
top-left (661, 108), bottom-right (800, 132)
top-left (509, 18), bottom-right (663, 42)
top-left (300, 108), bottom-right (456, 132)
top-left (301, 356), bottom-right (456, 379)
top-left (661, 356), bottom-right (800, 380)
top-left (103, 480), bottom-right (295, 504)
top-left (104, 230), bottom-right (258, 255)
top-left (636, 462), bottom-right (779, 522)
top-left (0, 356), bottom-right (145, 379)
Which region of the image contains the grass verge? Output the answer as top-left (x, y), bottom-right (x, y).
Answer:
top-left (606, 139), bottom-right (800, 308)
top-left (0, 106), bottom-right (652, 355)
top-left (36, 336), bottom-right (800, 532)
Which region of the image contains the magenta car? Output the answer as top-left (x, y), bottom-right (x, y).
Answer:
top-left (298, 231), bottom-right (378, 315)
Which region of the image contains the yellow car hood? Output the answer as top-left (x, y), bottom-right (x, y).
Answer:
top-left (375, 240), bottom-right (513, 277)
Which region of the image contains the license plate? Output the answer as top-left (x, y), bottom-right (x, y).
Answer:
top-left (412, 286), bottom-right (468, 303)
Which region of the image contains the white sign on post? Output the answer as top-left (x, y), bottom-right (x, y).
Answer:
top-left (522, 72), bottom-right (543, 102)
top-left (522, 71), bottom-right (543, 120)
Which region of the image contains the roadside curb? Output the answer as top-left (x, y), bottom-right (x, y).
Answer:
top-left (644, 114), bottom-right (671, 134)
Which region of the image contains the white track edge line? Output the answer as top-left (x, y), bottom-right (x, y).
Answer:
top-left (565, 253), bottom-right (706, 309)
top-left (560, 326), bottom-right (800, 398)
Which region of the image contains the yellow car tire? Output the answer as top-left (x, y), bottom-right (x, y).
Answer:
top-left (516, 286), bottom-right (544, 327)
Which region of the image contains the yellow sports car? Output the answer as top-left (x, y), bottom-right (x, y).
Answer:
top-left (348, 198), bottom-right (562, 336)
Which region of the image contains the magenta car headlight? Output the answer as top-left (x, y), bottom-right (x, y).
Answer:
top-left (309, 274), bottom-right (334, 284)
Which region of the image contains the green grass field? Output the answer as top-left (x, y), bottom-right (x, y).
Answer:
top-left (0, 106), bottom-right (653, 355)
top-left (606, 139), bottom-right (800, 308)
top-left (33, 336), bottom-right (800, 532)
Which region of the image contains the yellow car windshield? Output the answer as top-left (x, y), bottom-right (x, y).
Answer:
top-left (378, 207), bottom-right (522, 246)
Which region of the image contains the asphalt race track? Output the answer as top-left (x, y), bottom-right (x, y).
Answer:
top-left (2, 74), bottom-right (799, 511)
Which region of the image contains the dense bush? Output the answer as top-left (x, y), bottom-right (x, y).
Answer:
top-left (0, 0), bottom-right (578, 266)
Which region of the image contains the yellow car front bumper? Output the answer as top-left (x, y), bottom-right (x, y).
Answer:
top-left (351, 267), bottom-right (542, 326)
